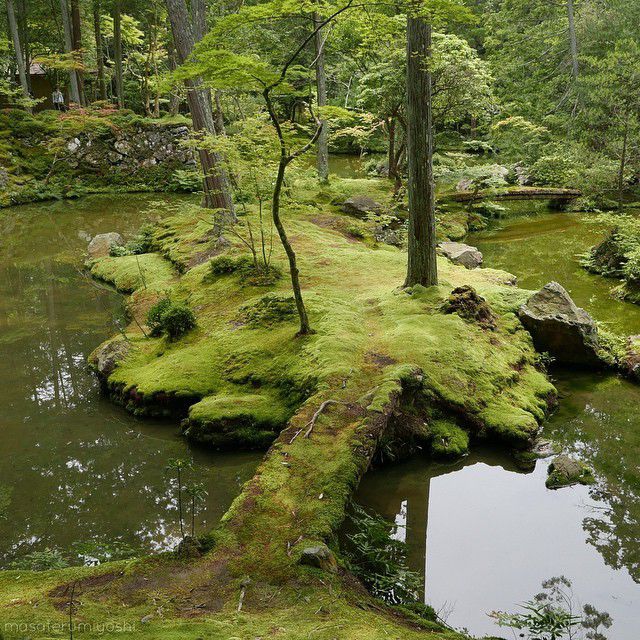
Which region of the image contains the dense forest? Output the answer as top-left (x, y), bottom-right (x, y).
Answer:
top-left (0, 0), bottom-right (639, 639)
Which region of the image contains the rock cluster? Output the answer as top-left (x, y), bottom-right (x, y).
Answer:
top-left (65, 123), bottom-right (196, 173)
top-left (546, 454), bottom-right (595, 489)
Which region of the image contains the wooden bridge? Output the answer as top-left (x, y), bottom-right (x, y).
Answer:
top-left (448, 187), bottom-right (582, 207)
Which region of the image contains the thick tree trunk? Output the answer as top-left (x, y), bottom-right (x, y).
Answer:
top-left (59, 0), bottom-right (81, 105)
top-left (167, 35), bottom-right (181, 115)
top-left (313, 12), bottom-right (329, 183)
top-left (113, 0), bottom-right (124, 108)
top-left (404, 9), bottom-right (437, 288)
top-left (567, 0), bottom-right (579, 79)
top-left (6, 0), bottom-right (31, 111)
top-left (70, 0), bottom-right (85, 104)
top-left (93, 0), bottom-right (107, 100)
top-left (164, 0), bottom-right (234, 216)
top-left (387, 116), bottom-right (396, 178)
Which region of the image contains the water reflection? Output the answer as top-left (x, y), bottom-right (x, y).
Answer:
top-left (355, 444), bottom-right (639, 638)
top-left (0, 195), bottom-right (261, 566)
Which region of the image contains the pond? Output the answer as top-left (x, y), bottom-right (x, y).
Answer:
top-left (0, 194), bottom-right (262, 568)
top-left (355, 209), bottom-right (640, 638)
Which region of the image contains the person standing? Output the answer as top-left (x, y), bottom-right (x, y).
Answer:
top-left (52, 87), bottom-right (66, 111)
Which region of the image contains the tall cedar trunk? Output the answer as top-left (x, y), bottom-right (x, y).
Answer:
top-left (17, 0), bottom-right (31, 94)
top-left (164, 0), bottom-right (234, 216)
top-left (404, 10), bottom-right (437, 287)
top-left (6, 0), bottom-right (31, 110)
top-left (59, 0), bottom-right (81, 104)
top-left (70, 0), bottom-right (85, 104)
top-left (167, 34), bottom-right (181, 115)
top-left (618, 113), bottom-right (629, 212)
top-left (567, 0), bottom-right (579, 79)
top-left (93, 0), bottom-right (106, 100)
top-left (113, 0), bottom-right (124, 108)
top-left (313, 12), bottom-right (329, 182)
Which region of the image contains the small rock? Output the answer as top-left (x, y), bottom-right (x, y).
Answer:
top-left (298, 544), bottom-right (338, 573)
top-left (67, 137), bottom-right (81, 153)
top-left (87, 232), bottom-right (124, 259)
top-left (438, 241), bottom-right (483, 269)
top-left (518, 282), bottom-right (601, 366)
top-left (340, 195), bottom-right (383, 218)
top-left (546, 454), bottom-right (595, 489)
top-left (140, 614), bottom-right (153, 624)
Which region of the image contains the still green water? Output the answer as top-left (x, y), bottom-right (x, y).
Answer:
top-left (356, 209), bottom-right (640, 638)
top-left (0, 194), bottom-right (261, 567)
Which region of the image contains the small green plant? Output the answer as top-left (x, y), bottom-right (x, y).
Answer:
top-left (344, 503), bottom-right (422, 605)
top-left (109, 224), bottom-right (155, 257)
top-left (238, 294), bottom-right (297, 328)
top-left (184, 482), bottom-right (208, 537)
top-left (9, 548), bottom-right (69, 571)
top-left (146, 297), bottom-right (196, 339)
top-left (490, 576), bottom-right (612, 640)
top-left (168, 169), bottom-right (202, 193)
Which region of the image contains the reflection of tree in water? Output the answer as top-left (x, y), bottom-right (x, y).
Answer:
top-left (545, 372), bottom-right (640, 584)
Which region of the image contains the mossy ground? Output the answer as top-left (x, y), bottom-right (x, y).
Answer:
top-left (0, 173), bottom-right (556, 638)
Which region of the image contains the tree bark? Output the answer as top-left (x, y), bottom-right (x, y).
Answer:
top-left (17, 0), bottom-right (31, 94)
top-left (59, 0), bottom-right (81, 105)
top-left (70, 0), bottom-right (85, 104)
top-left (6, 0), bottom-right (31, 111)
top-left (313, 12), bottom-right (329, 183)
top-left (93, 0), bottom-right (107, 100)
top-left (164, 0), bottom-right (234, 216)
top-left (618, 113), bottom-right (629, 213)
top-left (404, 8), bottom-right (437, 288)
top-left (167, 34), bottom-right (181, 115)
top-left (567, 0), bottom-right (579, 79)
top-left (113, 0), bottom-right (124, 108)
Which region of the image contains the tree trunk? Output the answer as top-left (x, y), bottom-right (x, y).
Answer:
top-left (618, 113), bottom-right (629, 213)
top-left (93, 0), bottom-right (107, 100)
top-left (164, 0), bottom-right (234, 216)
top-left (567, 0), bottom-right (579, 79)
top-left (70, 0), bottom-right (85, 104)
top-left (313, 12), bottom-right (329, 183)
top-left (404, 8), bottom-right (437, 288)
top-left (17, 0), bottom-right (31, 94)
top-left (167, 35), bottom-right (181, 115)
top-left (113, 0), bottom-right (124, 108)
top-left (6, 0), bottom-right (31, 111)
top-left (387, 116), bottom-right (396, 179)
top-left (59, 0), bottom-right (81, 105)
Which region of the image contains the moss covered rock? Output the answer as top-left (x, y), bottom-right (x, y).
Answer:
top-left (546, 454), bottom-right (595, 489)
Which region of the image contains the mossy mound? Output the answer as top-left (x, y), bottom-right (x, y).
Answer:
top-left (90, 252), bottom-right (176, 293)
top-left (183, 391), bottom-right (295, 448)
top-left (428, 419), bottom-right (470, 457)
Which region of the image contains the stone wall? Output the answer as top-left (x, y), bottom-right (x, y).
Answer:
top-left (64, 122), bottom-right (196, 174)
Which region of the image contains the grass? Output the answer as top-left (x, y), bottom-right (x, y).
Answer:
top-left (0, 174), bottom-right (557, 638)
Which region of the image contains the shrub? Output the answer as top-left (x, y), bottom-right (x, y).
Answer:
top-left (238, 294), bottom-right (296, 327)
top-left (162, 304), bottom-right (197, 339)
top-left (146, 297), bottom-right (195, 339)
top-left (9, 549), bottom-right (69, 571)
top-left (169, 169), bottom-right (202, 193)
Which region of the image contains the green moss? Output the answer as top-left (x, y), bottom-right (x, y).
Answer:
top-left (429, 419), bottom-right (470, 457)
top-left (184, 390), bottom-right (295, 448)
top-left (90, 253), bottom-right (176, 293)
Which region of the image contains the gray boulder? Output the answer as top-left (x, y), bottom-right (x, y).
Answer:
top-left (438, 242), bottom-right (483, 269)
top-left (87, 232), bottom-right (123, 259)
top-left (90, 338), bottom-right (130, 377)
top-left (298, 544), bottom-right (338, 573)
top-left (518, 282), bottom-right (601, 366)
top-left (340, 195), bottom-right (383, 218)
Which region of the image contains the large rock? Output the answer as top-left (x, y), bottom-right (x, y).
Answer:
top-left (438, 242), bottom-right (483, 269)
top-left (87, 232), bottom-right (123, 259)
top-left (298, 544), bottom-right (338, 573)
top-left (546, 454), bottom-right (595, 489)
top-left (518, 282), bottom-right (601, 366)
top-left (340, 195), bottom-right (383, 218)
top-left (620, 335), bottom-right (640, 381)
